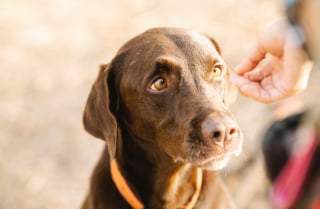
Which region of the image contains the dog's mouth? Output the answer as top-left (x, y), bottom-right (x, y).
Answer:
top-left (197, 151), bottom-right (241, 171)
top-left (184, 114), bottom-right (243, 171)
top-left (183, 130), bottom-right (242, 171)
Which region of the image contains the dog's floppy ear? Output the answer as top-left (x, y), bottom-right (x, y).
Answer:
top-left (205, 34), bottom-right (221, 55)
top-left (223, 68), bottom-right (238, 105)
top-left (83, 64), bottom-right (118, 158)
top-left (205, 34), bottom-right (238, 105)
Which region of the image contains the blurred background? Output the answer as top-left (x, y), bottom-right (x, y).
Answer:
top-left (1, 0), bottom-right (319, 208)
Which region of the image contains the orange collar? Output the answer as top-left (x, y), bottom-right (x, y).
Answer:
top-left (110, 159), bottom-right (203, 209)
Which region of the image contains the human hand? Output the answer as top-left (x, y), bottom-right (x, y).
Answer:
top-left (230, 21), bottom-right (313, 103)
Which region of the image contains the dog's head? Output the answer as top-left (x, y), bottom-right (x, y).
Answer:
top-left (83, 27), bottom-right (242, 171)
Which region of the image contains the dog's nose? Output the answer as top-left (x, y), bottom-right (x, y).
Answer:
top-left (201, 114), bottom-right (239, 147)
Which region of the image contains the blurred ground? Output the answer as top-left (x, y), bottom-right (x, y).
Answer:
top-left (1, 1), bottom-right (319, 209)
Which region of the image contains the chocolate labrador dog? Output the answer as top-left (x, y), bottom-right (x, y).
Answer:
top-left (81, 27), bottom-right (242, 209)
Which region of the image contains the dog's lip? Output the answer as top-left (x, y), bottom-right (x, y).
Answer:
top-left (199, 150), bottom-right (241, 166)
top-left (194, 151), bottom-right (241, 171)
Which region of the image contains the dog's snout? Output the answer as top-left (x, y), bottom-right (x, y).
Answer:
top-left (201, 114), bottom-right (239, 147)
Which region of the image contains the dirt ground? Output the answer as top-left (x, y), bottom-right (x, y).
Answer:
top-left (1, 1), bottom-right (320, 209)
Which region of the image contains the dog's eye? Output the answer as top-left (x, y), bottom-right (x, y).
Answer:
top-left (150, 78), bottom-right (168, 91)
top-left (212, 64), bottom-right (224, 78)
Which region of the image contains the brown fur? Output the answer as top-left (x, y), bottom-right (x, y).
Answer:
top-left (81, 27), bottom-right (242, 209)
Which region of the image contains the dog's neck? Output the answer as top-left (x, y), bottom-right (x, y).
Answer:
top-left (114, 128), bottom-right (203, 209)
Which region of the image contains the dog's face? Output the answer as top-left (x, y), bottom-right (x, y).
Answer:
top-left (84, 28), bottom-right (242, 171)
